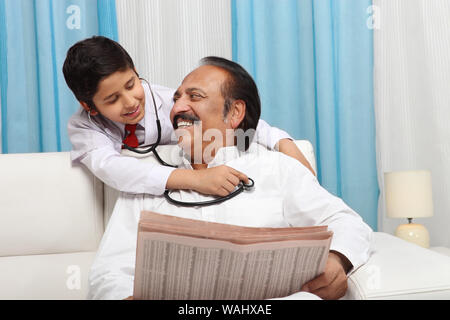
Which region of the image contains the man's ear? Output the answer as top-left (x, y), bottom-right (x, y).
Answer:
top-left (80, 101), bottom-right (98, 116)
top-left (229, 100), bottom-right (246, 129)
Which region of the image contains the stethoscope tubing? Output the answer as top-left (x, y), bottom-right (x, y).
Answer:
top-left (164, 178), bottom-right (254, 207)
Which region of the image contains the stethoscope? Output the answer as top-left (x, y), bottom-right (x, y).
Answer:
top-left (164, 178), bottom-right (254, 207)
top-left (87, 78), bottom-right (255, 207)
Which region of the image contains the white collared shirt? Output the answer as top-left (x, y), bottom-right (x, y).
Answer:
top-left (67, 81), bottom-right (292, 195)
top-left (88, 143), bottom-right (373, 300)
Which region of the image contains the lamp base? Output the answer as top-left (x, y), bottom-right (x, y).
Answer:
top-left (395, 223), bottom-right (430, 248)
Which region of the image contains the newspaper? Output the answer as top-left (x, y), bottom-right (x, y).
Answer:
top-left (133, 211), bottom-right (333, 300)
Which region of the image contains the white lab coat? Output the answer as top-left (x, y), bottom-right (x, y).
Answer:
top-left (67, 81), bottom-right (292, 195)
top-left (88, 143), bottom-right (373, 300)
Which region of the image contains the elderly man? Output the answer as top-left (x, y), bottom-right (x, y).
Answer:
top-left (88, 57), bottom-right (372, 300)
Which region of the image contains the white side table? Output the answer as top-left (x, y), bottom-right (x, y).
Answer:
top-left (430, 247), bottom-right (450, 257)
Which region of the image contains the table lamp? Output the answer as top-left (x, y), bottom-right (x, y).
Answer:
top-left (384, 170), bottom-right (433, 248)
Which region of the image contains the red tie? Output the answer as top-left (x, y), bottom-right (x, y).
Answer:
top-left (123, 124), bottom-right (139, 148)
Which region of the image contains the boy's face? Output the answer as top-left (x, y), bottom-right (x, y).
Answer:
top-left (88, 68), bottom-right (145, 125)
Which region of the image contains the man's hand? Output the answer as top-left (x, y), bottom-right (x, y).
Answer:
top-left (124, 296), bottom-right (133, 300)
top-left (300, 251), bottom-right (352, 300)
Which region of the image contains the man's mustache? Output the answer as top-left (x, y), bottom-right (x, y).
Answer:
top-left (172, 113), bottom-right (201, 129)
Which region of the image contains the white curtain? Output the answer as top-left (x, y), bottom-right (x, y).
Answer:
top-left (115, 0), bottom-right (232, 90)
top-left (374, 0), bottom-right (450, 246)
top-left (0, 86), bottom-right (2, 153)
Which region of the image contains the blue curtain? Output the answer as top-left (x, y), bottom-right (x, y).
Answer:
top-left (232, 0), bottom-right (378, 230)
top-left (0, 0), bottom-right (118, 154)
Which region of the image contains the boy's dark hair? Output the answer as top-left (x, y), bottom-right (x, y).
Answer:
top-left (200, 56), bottom-right (261, 150)
top-left (63, 36), bottom-right (136, 110)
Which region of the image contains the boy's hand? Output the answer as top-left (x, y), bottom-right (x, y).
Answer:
top-left (166, 166), bottom-right (249, 197)
top-left (193, 165), bottom-right (249, 197)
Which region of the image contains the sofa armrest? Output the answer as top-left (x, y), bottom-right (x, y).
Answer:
top-left (345, 232), bottom-right (450, 299)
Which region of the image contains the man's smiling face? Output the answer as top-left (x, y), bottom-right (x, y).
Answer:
top-left (170, 65), bottom-right (234, 163)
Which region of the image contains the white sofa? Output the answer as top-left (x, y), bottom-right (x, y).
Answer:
top-left (1, 141), bottom-right (450, 300)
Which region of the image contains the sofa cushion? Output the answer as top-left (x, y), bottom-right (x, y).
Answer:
top-left (0, 152), bottom-right (104, 256)
top-left (346, 232), bottom-right (450, 299)
top-left (0, 251), bottom-right (96, 299)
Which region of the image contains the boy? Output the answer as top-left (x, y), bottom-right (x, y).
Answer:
top-left (63, 36), bottom-right (314, 196)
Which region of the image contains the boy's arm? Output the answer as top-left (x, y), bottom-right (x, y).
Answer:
top-left (69, 114), bottom-right (175, 195)
top-left (77, 137), bottom-right (247, 196)
top-left (69, 115), bottom-right (249, 196)
top-left (255, 119), bottom-right (316, 176)
top-left (276, 139), bottom-right (316, 176)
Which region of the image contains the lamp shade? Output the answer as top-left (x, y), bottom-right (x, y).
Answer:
top-left (384, 170), bottom-right (433, 219)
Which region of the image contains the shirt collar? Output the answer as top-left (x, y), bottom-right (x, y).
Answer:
top-left (115, 116), bottom-right (144, 134)
top-left (180, 143), bottom-right (259, 169)
top-left (137, 118), bottom-right (145, 129)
